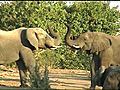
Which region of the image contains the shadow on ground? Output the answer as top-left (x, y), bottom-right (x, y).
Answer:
top-left (49, 69), bottom-right (91, 89)
top-left (0, 68), bottom-right (102, 90)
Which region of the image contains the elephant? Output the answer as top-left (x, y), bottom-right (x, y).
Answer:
top-left (64, 24), bottom-right (120, 89)
top-left (101, 65), bottom-right (120, 90)
top-left (0, 27), bottom-right (61, 87)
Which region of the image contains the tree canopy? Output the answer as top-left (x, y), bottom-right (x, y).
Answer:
top-left (0, 1), bottom-right (120, 70)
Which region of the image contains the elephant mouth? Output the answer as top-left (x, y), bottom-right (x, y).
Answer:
top-left (38, 46), bottom-right (46, 49)
top-left (38, 44), bottom-right (55, 49)
top-left (45, 44), bottom-right (54, 48)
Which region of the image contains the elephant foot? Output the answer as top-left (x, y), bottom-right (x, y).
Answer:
top-left (20, 84), bottom-right (29, 88)
top-left (89, 86), bottom-right (95, 90)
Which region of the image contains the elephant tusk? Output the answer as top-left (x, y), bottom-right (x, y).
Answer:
top-left (73, 45), bottom-right (80, 49)
top-left (99, 66), bottom-right (106, 74)
top-left (50, 46), bottom-right (62, 50)
top-left (54, 46), bottom-right (62, 48)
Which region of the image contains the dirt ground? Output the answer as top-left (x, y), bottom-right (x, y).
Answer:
top-left (0, 65), bottom-right (102, 90)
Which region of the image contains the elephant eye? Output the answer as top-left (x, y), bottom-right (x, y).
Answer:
top-left (84, 37), bottom-right (87, 40)
top-left (84, 35), bottom-right (89, 40)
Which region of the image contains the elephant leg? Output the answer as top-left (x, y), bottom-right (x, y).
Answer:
top-left (90, 55), bottom-right (100, 90)
top-left (20, 48), bottom-right (40, 86)
top-left (25, 58), bottom-right (40, 87)
top-left (90, 59), bottom-right (96, 90)
top-left (16, 59), bottom-right (28, 87)
top-left (97, 66), bottom-right (106, 86)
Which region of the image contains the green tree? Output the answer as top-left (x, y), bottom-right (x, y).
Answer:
top-left (0, 1), bottom-right (120, 71)
top-left (64, 1), bottom-right (120, 35)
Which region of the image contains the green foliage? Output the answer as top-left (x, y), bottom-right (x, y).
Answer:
top-left (65, 1), bottom-right (120, 35)
top-left (30, 54), bottom-right (50, 89)
top-left (0, 1), bottom-right (120, 71)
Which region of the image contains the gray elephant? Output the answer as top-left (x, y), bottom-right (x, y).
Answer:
top-left (64, 24), bottom-right (120, 89)
top-left (101, 65), bottom-right (120, 90)
top-left (0, 27), bottom-right (61, 87)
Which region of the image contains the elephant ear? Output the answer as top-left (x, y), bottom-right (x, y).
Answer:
top-left (91, 33), bottom-right (112, 53)
top-left (26, 28), bottom-right (38, 50)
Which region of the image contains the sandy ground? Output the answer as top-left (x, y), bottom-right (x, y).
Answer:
top-left (0, 65), bottom-right (102, 90)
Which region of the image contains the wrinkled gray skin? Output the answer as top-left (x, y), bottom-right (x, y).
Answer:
top-left (64, 24), bottom-right (120, 90)
top-left (102, 65), bottom-right (120, 90)
top-left (0, 27), bottom-right (61, 87)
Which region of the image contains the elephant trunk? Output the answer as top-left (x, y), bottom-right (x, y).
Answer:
top-left (64, 24), bottom-right (79, 49)
top-left (48, 27), bottom-right (61, 46)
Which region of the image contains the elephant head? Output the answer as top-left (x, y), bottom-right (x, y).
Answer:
top-left (102, 65), bottom-right (120, 90)
top-left (25, 27), bottom-right (61, 50)
top-left (64, 24), bottom-right (112, 53)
